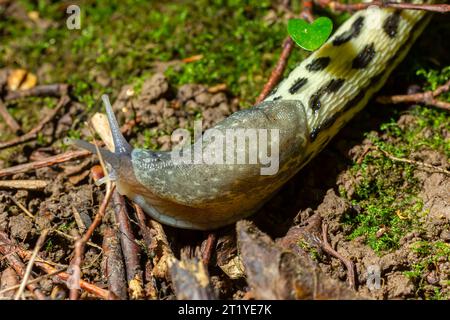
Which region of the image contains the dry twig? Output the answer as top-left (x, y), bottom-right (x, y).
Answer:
top-left (202, 233), bottom-right (217, 267)
top-left (255, 37), bottom-right (294, 104)
top-left (112, 191), bottom-right (143, 299)
top-left (0, 180), bottom-right (48, 190)
top-left (4, 84), bottom-right (69, 101)
top-left (375, 146), bottom-right (450, 175)
top-left (0, 99), bottom-right (21, 133)
top-left (321, 223), bottom-right (356, 290)
top-left (134, 204), bottom-right (153, 251)
top-left (14, 229), bottom-right (49, 300)
top-left (315, 0), bottom-right (450, 13)
top-left (133, 204), bottom-right (159, 297)
top-left (8, 196), bottom-right (34, 219)
top-left (102, 228), bottom-right (128, 299)
top-left (377, 80), bottom-right (450, 111)
top-left (0, 149), bottom-right (90, 178)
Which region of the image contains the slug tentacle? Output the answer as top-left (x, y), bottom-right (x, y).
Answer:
top-left (66, 138), bottom-right (120, 169)
top-left (101, 94), bottom-right (132, 155)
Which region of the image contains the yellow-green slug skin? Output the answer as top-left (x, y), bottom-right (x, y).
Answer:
top-left (74, 1), bottom-right (434, 230)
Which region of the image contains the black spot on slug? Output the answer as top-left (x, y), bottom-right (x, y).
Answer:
top-left (273, 96), bottom-right (282, 101)
top-left (352, 43), bottom-right (376, 69)
top-left (288, 77), bottom-right (308, 94)
top-left (326, 78), bottom-right (345, 93)
top-left (310, 127), bottom-right (319, 141)
top-left (306, 57), bottom-right (331, 72)
top-left (309, 78), bottom-right (345, 111)
top-left (333, 16), bottom-right (364, 46)
top-left (309, 112), bottom-right (341, 142)
top-left (383, 11), bottom-right (401, 38)
top-left (309, 93), bottom-right (322, 111)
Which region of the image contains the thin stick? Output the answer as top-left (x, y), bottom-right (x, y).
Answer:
top-left (300, 0), bottom-right (315, 22)
top-left (0, 180), bottom-right (48, 190)
top-left (255, 37), bottom-right (294, 104)
top-left (134, 204), bottom-right (153, 251)
top-left (321, 223), bottom-right (356, 290)
top-left (376, 147), bottom-right (450, 175)
top-left (202, 233), bottom-right (217, 267)
top-left (9, 196), bottom-right (34, 219)
top-left (255, 0), bottom-right (314, 104)
top-left (112, 191), bottom-right (142, 294)
top-left (71, 206), bottom-right (87, 234)
top-left (315, 0), bottom-right (450, 13)
top-left (102, 227), bottom-right (128, 299)
top-left (377, 80), bottom-right (450, 111)
top-left (4, 84), bottom-right (69, 101)
top-left (0, 95), bottom-right (71, 150)
top-left (0, 149), bottom-right (90, 178)
top-left (0, 100), bottom-right (21, 133)
top-left (14, 229), bottom-right (49, 300)
top-left (133, 204), bottom-right (158, 297)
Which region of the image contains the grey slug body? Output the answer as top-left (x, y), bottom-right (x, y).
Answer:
top-left (73, 2), bottom-right (432, 230)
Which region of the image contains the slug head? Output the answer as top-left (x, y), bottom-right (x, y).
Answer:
top-left (68, 95), bottom-right (139, 188)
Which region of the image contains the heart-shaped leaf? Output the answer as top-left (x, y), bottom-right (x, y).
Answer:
top-left (287, 17), bottom-right (333, 51)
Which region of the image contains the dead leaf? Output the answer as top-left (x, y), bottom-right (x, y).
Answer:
top-left (7, 69), bottom-right (27, 91)
top-left (20, 72), bottom-right (37, 90)
top-left (27, 11), bottom-right (39, 21)
top-left (7, 69), bottom-right (38, 91)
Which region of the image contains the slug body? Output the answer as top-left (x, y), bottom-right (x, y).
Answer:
top-left (73, 1), bottom-right (432, 230)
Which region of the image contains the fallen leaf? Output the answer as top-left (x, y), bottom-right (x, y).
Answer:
top-left (7, 69), bottom-right (38, 91)
top-left (7, 69), bottom-right (27, 91)
top-left (27, 11), bottom-right (40, 21)
top-left (20, 72), bottom-right (37, 90)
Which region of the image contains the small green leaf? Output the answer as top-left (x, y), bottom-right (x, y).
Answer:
top-left (287, 17), bottom-right (333, 51)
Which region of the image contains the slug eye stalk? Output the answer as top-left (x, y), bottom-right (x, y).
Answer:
top-left (65, 94), bottom-right (134, 180)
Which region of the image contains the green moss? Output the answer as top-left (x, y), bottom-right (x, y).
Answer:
top-left (44, 238), bottom-right (54, 252)
top-left (298, 239), bottom-right (321, 261)
top-left (404, 241), bottom-right (450, 300)
top-left (343, 154), bottom-right (423, 252)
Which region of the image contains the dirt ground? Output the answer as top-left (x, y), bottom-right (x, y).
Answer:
top-left (0, 1), bottom-right (449, 300)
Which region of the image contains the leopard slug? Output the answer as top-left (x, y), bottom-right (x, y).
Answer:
top-left (71, 1), bottom-right (433, 230)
